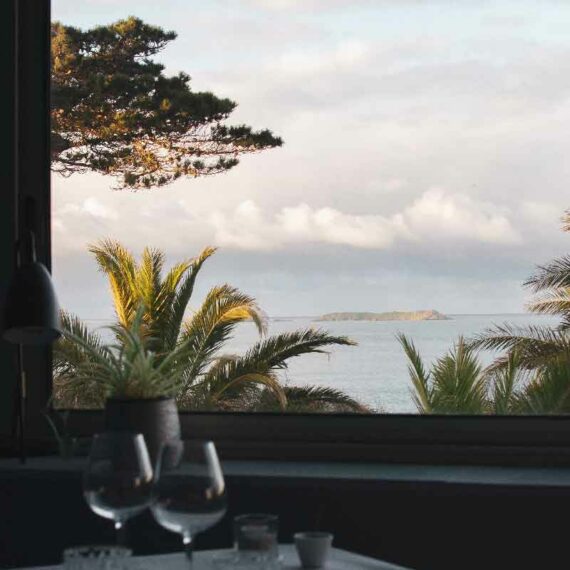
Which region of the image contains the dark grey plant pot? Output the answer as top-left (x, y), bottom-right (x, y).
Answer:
top-left (104, 397), bottom-right (181, 465)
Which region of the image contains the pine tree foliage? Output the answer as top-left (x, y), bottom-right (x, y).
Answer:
top-left (51, 17), bottom-right (282, 189)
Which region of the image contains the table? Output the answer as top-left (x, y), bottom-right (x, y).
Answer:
top-left (14, 545), bottom-right (410, 569)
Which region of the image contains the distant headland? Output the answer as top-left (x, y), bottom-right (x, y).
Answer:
top-left (315, 310), bottom-right (450, 322)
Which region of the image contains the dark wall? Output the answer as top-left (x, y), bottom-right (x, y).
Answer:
top-left (0, 469), bottom-right (568, 570)
top-left (0, 1), bottom-right (17, 438)
top-left (0, 0), bottom-right (53, 442)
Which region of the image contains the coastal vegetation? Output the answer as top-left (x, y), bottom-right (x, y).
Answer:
top-left (318, 310), bottom-right (449, 322)
top-left (53, 241), bottom-right (365, 413)
top-left (400, 209), bottom-right (570, 415)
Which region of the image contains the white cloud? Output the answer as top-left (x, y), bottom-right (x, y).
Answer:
top-left (58, 197), bottom-right (119, 220)
top-left (402, 189), bottom-right (521, 245)
top-left (209, 189), bottom-right (521, 251)
top-left (277, 40), bottom-right (369, 77)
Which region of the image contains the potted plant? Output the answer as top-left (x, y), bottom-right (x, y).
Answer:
top-left (65, 311), bottom-right (192, 462)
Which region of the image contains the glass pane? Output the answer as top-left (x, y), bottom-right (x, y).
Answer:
top-left (51, 1), bottom-right (569, 415)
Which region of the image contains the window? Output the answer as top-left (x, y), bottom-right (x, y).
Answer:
top-left (6, 0), bottom-right (570, 463)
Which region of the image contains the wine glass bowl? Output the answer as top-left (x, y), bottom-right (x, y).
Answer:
top-left (83, 432), bottom-right (154, 537)
top-left (151, 440), bottom-right (227, 563)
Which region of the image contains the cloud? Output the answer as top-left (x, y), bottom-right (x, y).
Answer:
top-left (50, 0), bottom-right (570, 317)
top-left (59, 197), bottom-right (118, 220)
top-left (402, 189), bottom-right (521, 245)
top-left (209, 189), bottom-right (520, 251)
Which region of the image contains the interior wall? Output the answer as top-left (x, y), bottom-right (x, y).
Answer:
top-left (0, 469), bottom-right (568, 570)
top-left (0, 0), bottom-right (17, 437)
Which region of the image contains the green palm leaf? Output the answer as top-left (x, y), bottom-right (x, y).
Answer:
top-left (397, 333), bottom-right (432, 413)
top-left (89, 239), bottom-right (138, 327)
top-left (487, 349), bottom-right (527, 414)
top-left (517, 357), bottom-right (570, 414)
top-left (256, 385), bottom-right (368, 413)
top-left (136, 247), bottom-right (165, 323)
top-left (163, 246), bottom-right (216, 350)
top-left (562, 209), bottom-right (570, 233)
top-left (195, 329), bottom-right (355, 410)
top-left (175, 285), bottom-right (266, 393)
top-left (524, 257), bottom-right (570, 293)
top-left (470, 324), bottom-right (570, 370)
top-left (430, 337), bottom-right (488, 414)
top-left (400, 335), bottom-right (489, 414)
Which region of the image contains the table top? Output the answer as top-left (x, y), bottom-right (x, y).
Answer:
top-left (13, 545), bottom-right (410, 570)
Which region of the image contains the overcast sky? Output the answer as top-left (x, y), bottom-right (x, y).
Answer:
top-left (52, 0), bottom-right (570, 319)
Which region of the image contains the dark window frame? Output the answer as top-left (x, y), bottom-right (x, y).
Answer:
top-left (8, 0), bottom-right (570, 466)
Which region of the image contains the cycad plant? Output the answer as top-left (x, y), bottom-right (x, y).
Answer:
top-left (53, 240), bottom-right (361, 412)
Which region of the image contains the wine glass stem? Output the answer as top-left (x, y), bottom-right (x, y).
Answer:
top-left (115, 521), bottom-right (127, 546)
top-left (183, 534), bottom-right (193, 565)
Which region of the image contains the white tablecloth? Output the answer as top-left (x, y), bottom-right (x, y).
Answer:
top-left (14, 545), bottom-right (410, 569)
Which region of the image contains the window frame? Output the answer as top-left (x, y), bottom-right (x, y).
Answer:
top-left (1, 0), bottom-right (52, 447)
top-left (11, 0), bottom-right (570, 466)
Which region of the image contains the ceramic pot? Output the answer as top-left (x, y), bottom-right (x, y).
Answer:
top-left (104, 396), bottom-right (181, 465)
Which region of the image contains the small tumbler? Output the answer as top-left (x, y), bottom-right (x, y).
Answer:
top-left (234, 513), bottom-right (279, 565)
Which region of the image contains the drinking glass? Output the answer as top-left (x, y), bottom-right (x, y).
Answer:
top-left (234, 514), bottom-right (279, 559)
top-left (151, 440), bottom-right (227, 566)
top-left (83, 432), bottom-right (154, 543)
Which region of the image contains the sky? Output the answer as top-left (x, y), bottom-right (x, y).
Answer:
top-left (51, 0), bottom-right (570, 319)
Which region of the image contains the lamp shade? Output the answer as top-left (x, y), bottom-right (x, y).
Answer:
top-left (3, 261), bottom-right (61, 345)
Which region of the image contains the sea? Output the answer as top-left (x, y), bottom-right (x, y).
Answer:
top-left (84, 314), bottom-right (559, 414)
top-left (220, 313), bottom-right (560, 413)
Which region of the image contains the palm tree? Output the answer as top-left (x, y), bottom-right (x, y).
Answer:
top-left (398, 334), bottom-right (489, 414)
top-left (398, 335), bottom-right (540, 414)
top-left (253, 385), bottom-right (369, 413)
top-left (396, 209), bottom-right (570, 415)
top-left (53, 240), bottom-right (360, 412)
top-left (470, 210), bottom-right (570, 371)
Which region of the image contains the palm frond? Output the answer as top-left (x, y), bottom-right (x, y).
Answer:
top-left (524, 256), bottom-right (570, 293)
top-left (256, 385), bottom-right (368, 413)
top-left (89, 239), bottom-right (139, 327)
top-left (136, 247), bottom-right (165, 322)
top-left (528, 288), bottom-right (570, 318)
top-left (487, 349), bottom-right (527, 414)
top-left (397, 333), bottom-right (432, 413)
top-left (151, 259), bottom-right (193, 349)
top-left (562, 209), bottom-right (570, 233)
top-left (173, 285), bottom-right (266, 391)
top-left (429, 337), bottom-right (488, 414)
top-left (238, 329), bottom-right (355, 371)
top-left (54, 311), bottom-right (104, 370)
top-left (517, 357), bottom-right (570, 414)
top-left (163, 246), bottom-right (217, 350)
top-left (469, 324), bottom-right (570, 370)
top-left (212, 372), bottom-right (287, 410)
top-left (194, 329), bottom-right (355, 410)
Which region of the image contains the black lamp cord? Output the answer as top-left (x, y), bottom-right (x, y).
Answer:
top-left (10, 233), bottom-right (35, 466)
top-left (16, 343), bottom-right (26, 464)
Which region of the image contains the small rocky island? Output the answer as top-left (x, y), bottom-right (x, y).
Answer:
top-left (316, 310), bottom-right (450, 322)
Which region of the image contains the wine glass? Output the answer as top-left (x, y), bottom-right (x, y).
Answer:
top-left (151, 440), bottom-right (227, 565)
top-left (83, 432), bottom-right (154, 544)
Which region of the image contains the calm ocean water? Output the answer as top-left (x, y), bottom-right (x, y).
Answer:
top-left (220, 313), bottom-right (560, 413)
top-left (85, 314), bottom-right (559, 413)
